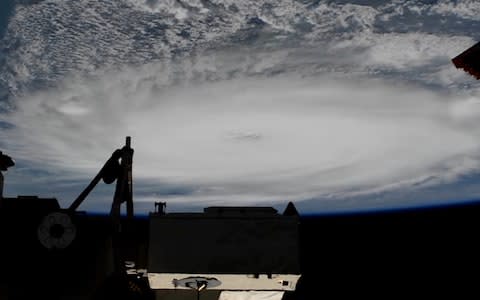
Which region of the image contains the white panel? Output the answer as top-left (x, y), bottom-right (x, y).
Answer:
top-left (219, 291), bottom-right (285, 300)
top-left (147, 273), bottom-right (300, 291)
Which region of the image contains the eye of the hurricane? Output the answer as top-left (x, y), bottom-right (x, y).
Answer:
top-left (225, 131), bottom-right (263, 142)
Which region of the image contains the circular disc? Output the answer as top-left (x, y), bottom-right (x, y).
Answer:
top-left (37, 212), bottom-right (76, 250)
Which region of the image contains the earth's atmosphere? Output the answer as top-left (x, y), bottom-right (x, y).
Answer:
top-left (1, 0), bottom-right (480, 214)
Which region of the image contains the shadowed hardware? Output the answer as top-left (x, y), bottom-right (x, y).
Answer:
top-left (0, 137), bottom-right (301, 300)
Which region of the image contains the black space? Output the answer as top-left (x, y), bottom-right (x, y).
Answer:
top-left (297, 202), bottom-right (480, 298)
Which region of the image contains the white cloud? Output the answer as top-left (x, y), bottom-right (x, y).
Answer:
top-left (361, 33), bottom-right (474, 70)
top-left (127, 0), bottom-right (190, 19)
top-left (431, 0), bottom-right (480, 21)
top-left (2, 61), bottom-right (480, 207)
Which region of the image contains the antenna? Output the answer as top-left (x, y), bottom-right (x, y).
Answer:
top-left (154, 202), bottom-right (166, 215)
top-left (111, 136), bottom-right (134, 221)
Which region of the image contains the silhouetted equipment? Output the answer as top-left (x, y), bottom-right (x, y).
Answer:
top-left (0, 151), bottom-right (14, 171)
top-left (37, 211), bottom-right (77, 249)
top-left (0, 151), bottom-right (14, 201)
top-left (65, 137), bottom-right (136, 279)
top-left (147, 206), bottom-right (301, 293)
top-left (68, 136), bottom-right (134, 219)
top-left (0, 137), bottom-right (301, 300)
top-left (452, 41), bottom-right (480, 80)
top-left (0, 139), bottom-right (140, 299)
top-left (154, 202), bottom-right (166, 215)
top-left (283, 202), bottom-right (299, 217)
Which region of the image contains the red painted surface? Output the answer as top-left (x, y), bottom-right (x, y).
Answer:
top-left (452, 41), bottom-right (480, 80)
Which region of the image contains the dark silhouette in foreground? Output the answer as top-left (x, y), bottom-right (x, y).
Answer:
top-left (1, 44), bottom-right (480, 299)
top-left (452, 40), bottom-right (480, 80)
top-left (0, 138), bottom-right (300, 300)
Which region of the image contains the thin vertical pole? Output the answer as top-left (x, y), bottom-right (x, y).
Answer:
top-left (0, 172), bottom-right (4, 209)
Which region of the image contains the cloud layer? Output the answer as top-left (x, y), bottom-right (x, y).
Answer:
top-left (2, 63), bottom-right (480, 209)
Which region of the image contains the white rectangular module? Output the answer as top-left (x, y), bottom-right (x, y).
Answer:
top-left (147, 273), bottom-right (300, 291)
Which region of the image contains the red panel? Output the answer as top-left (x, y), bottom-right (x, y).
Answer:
top-left (452, 41), bottom-right (480, 80)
